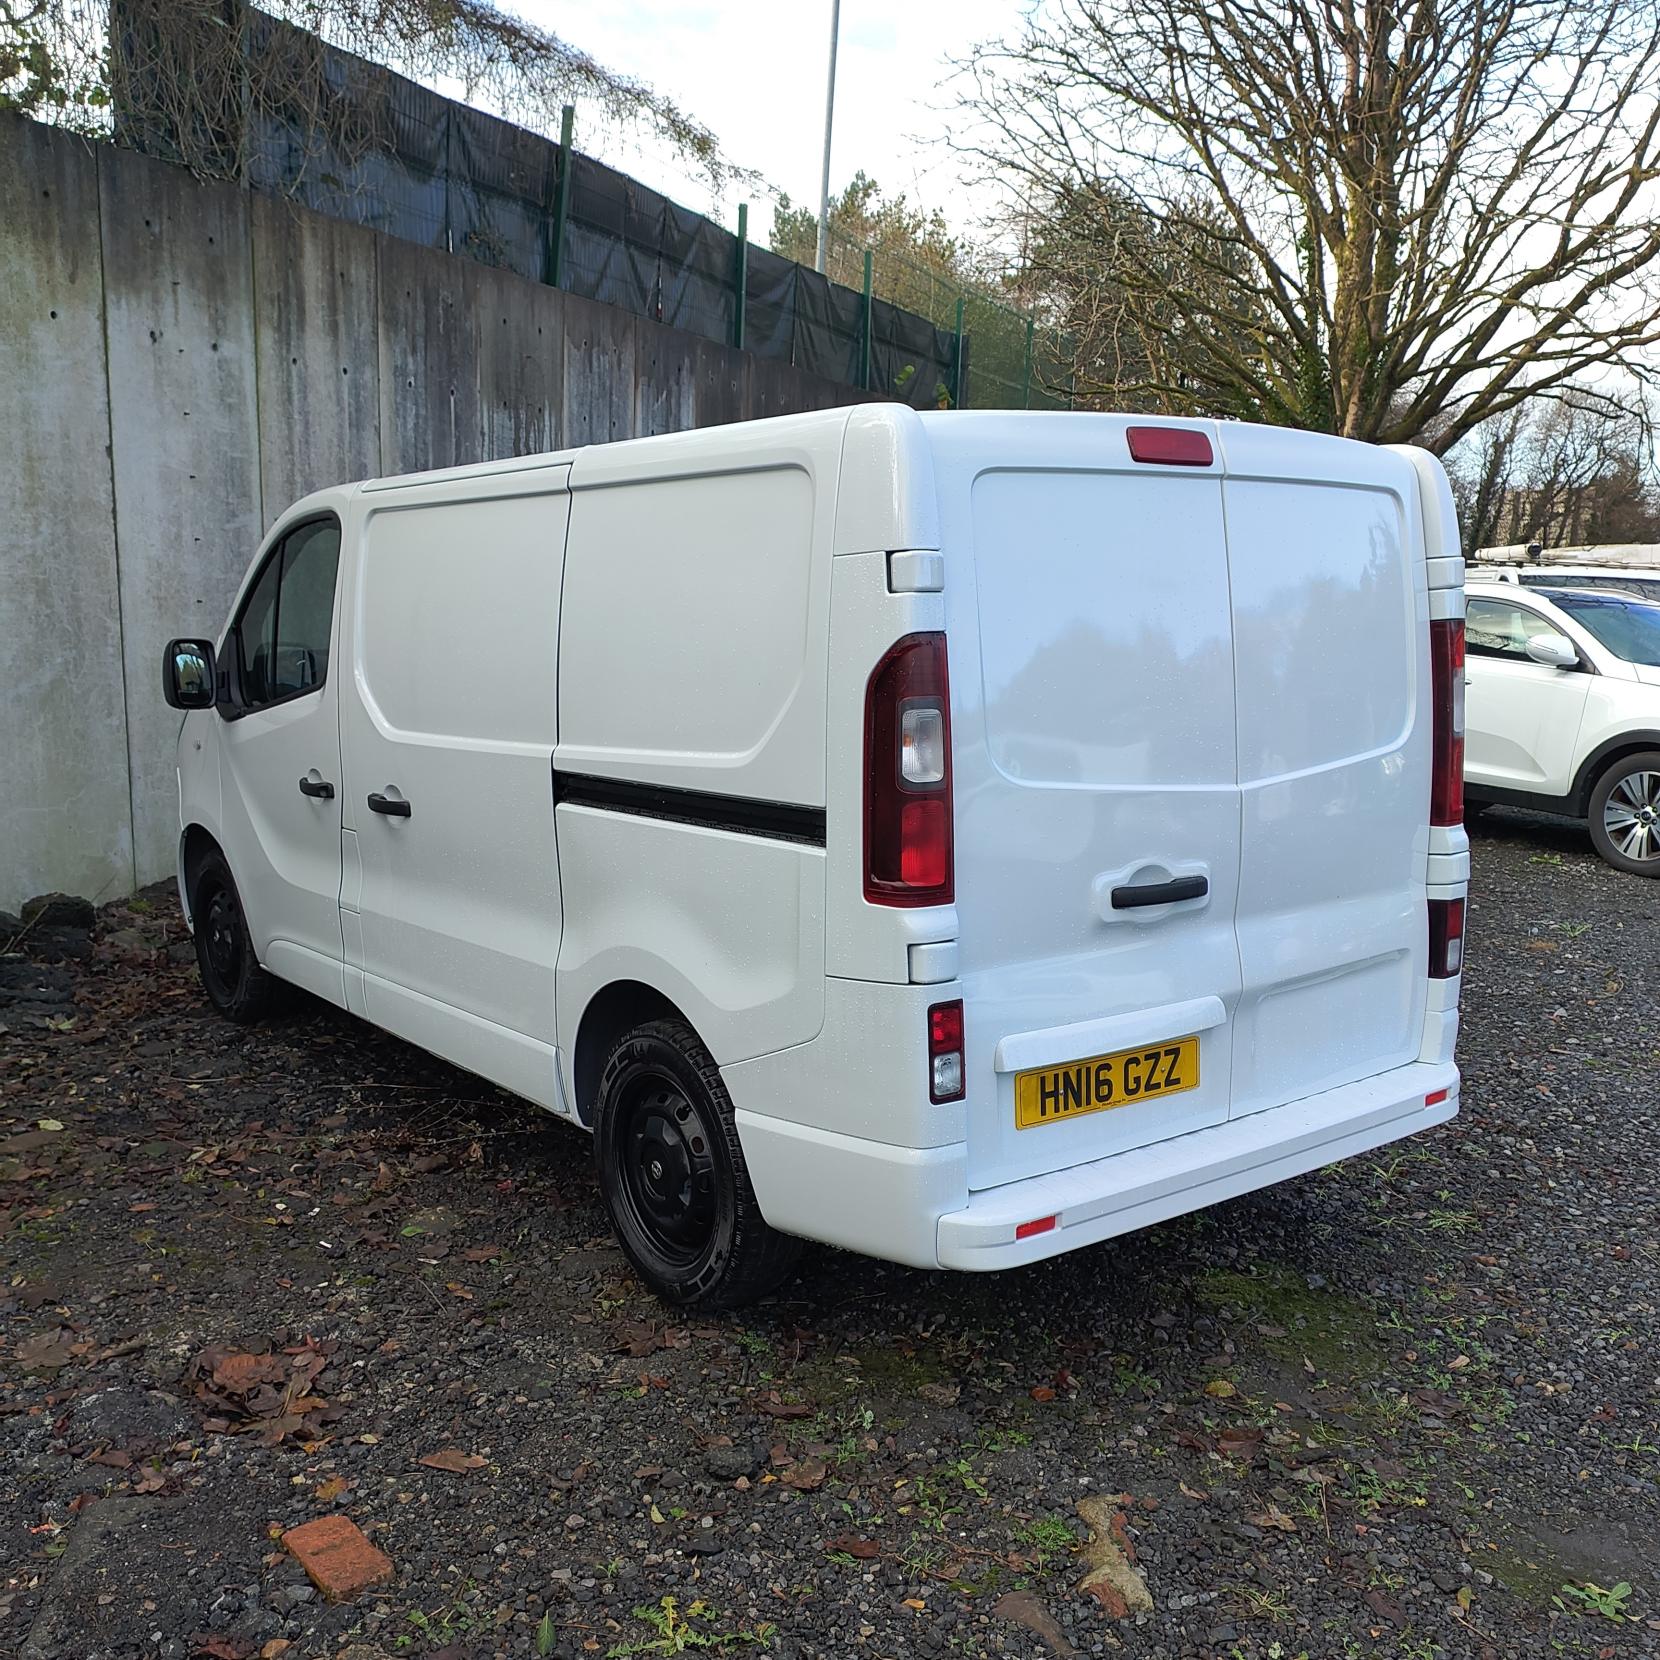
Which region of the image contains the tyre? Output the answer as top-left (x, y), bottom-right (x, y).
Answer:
top-left (593, 1017), bottom-right (802, 1309)
top-left (1463, 798), bottom-right (1492, 822)
top-left (189, 847), bottom-right (277, 1020)
top-left (1587, 750), bottom-right (1660, 876)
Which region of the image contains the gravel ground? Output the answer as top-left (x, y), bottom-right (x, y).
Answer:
top-left (2, 811), bottom-right (1657, 1660)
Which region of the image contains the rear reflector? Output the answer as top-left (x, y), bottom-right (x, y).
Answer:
top-left (865, 633), bottom-right (954, 906)
top-left (928, 998), bottom-right (965, 1103)
top-left (1429, 618), bottom-right (1466, 826)
top-left (1428, 897), bottom-right (1465, 978)
top-left (1425, 1087), bottom-right (1450, 1106)
top-left (1016, 1215), bottom-right (1057, 1240)
top-left (1126, 425), bottom-right (1214, 467)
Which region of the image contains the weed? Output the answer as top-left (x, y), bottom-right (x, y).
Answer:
top-left (1014, 1515), bottom-right (1077, 1572)
top-left (606, 1595), bottom-right (775, 1655)
top-left (1552, 1581), bottom-right (1633, 1621)
top-left (1234, 1585), bottom-right (1296, 1624)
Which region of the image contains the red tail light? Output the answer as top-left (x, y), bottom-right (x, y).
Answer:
top-left (1428, 897), bottom-right (1465, 978)
top-left (864, 632), bottom-right (953, 906)
top-left (1429, 618), bottom-right (1465, 826)
top-left (928, 998), bottom-right (965, 1102)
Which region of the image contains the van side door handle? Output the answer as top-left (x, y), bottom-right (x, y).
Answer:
top-left (366, 792), bottom-right (411, 818)
top-left (297, 775), bottom-right (335, 800)
top-left (1111, 874), bottom-right (1208, 909)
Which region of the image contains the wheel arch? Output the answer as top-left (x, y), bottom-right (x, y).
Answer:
top-left (178, 823), bottom-right (224, 929)
top-left (1569, 732), bottom-right (1660, 815)
top-left (569, 980), bottom-right (689, 1128)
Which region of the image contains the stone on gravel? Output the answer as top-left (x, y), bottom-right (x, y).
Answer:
top-left (704, 1441), bottom-right (765, 1481)
top-left (1074, 1495), bottom-right (1153, 1617)
top-left (71, 1388), bottom-right (192, 1452)
top-left (282, 1515), bottom-right (394, 1602)
top-left (20, 1497), bottom-right (208, 1660)
top-left (21, 894), bottom-right (95, 931)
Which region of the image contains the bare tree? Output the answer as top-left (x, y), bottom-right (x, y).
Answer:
top-left (1447, 397), bottom-right (1660, 545)
top-left (960, 0), bottom-right (1660, 450)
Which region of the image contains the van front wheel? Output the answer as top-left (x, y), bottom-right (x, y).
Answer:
top-left (189, 848), bottom-right (276, 1021)
top-left (593, 1018), bottom-right (802, 1309)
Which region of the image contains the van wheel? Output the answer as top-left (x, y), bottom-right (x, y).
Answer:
top-left (593, 1018), bottom-right (802, 1309)
top-left (190, 849), bottom-right (276, 1021)
top-left (1588, 751), bottom-right (1660, 876)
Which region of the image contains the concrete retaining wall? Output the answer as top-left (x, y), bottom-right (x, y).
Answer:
top-left (0, 116), bottom-right (869, 911)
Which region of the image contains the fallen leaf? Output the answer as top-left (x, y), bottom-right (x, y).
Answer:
top-left (419, 1448), bottom-right (487, 1474)
top-left (826, 1534), bottom-right (880, 1559)
top-left (37, 1119), bottom-right (65, 1133)
top-left (902, 1598), bottom-right (926, 1611)
top-left (190, 1635), bottom-right (251, 1659)
top-left (1216, 1426), bottom-right (1264, 1461)
top-left (17, 1332), bottom-right (76, 1372)
top-left (1179, 1482), bottom-right (1209, 1501)
top-left (260, 1641), bottom-right (292, 1659)
top-left (994, 1590), bottom-right (1079, 1657)
top-left (1248, 1504), bottom-right (1298, 1533)
top-left (1030, 1385), bottom-right (1056, 1403)
top-left (649, 1503), bottom-right (666, 1524)
top-left (755, 1396), bottom-right (813, 1420)
top-left (443, 1281), bottom-right (474, 1301)
top-left (780, 1458), bottom-right (828, 1491)
top-left (462, 1244), bottom-right (502, 1262)
top-left (134, 1471), bottom-right (166, 1494)
top-left (1203, 1379), bottom-right (1236, 1399)
top-left (314, 1474), bottom-right (350, 1502)
top-left (917, 1381), bottom-right (960, 1408)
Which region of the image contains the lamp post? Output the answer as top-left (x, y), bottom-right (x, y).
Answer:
top-left (814, 0), bottom-right (841, 274)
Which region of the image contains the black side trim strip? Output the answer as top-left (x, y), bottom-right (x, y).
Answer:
top-left (553, 768), bottom-right (827, 847)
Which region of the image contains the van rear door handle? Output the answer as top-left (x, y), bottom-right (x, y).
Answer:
top-left (1111, 874), bottom-right (1208, 909)
top-left (366, 792), bottom-right (411, 817)
top-left (297, 775), bottom-right (335, 800)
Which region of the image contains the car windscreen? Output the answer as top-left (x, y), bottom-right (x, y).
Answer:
top-left (1544, 592), bottom-right (1660, 666)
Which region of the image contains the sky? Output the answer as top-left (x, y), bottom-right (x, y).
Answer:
top-left (511, 0), bottom-right (1026, 245)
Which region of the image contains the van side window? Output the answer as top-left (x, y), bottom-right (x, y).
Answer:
top-left (1465, 598), bottom-right (1568, 662)
top-left (233, 518), bottom-right (342, 709)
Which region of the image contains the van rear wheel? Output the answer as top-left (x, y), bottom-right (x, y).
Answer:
top-left (593, 1018), bottom-right (801, 1309)
top-left (1588, 750), bottom-right (1660, 876)
top-left (190, 848), bottom-right (276, 1021)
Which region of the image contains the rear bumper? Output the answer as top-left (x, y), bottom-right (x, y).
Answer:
top-left (734, 1059), bottom-right (1458, 1271)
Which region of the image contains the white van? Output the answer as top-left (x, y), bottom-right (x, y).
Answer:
top-left (162, 407), bottom-right (1468, 1307)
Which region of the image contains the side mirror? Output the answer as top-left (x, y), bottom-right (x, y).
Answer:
top-left (163, 637), bottom-right (218, 709)
top-left (1523, 634), bottom-right (1579, 670)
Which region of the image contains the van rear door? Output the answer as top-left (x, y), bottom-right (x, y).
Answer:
top-left (1219, 427), bottom-right (1428, 1116)
top-left (930, 415), bottom-right (1429, 1193)
top-left (934, 417), bottom-right (1245, 1191)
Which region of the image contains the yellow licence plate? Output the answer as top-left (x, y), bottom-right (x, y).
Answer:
top-left (1015, 1035), bottom-right (1200, 1130)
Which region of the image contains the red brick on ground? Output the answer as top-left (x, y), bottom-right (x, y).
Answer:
top-left (281, 1514), bottom-right (393, 1601)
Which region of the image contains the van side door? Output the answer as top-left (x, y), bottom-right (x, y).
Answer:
top-left (340, 471), bottom-right (570, 1110)
top-left (217, 514), bottom-right (347, 1005)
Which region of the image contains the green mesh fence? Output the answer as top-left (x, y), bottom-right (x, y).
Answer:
top-left (825, 228), bottom-right (1074, 411)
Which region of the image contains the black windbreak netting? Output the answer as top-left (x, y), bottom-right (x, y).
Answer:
top-left (123, 6), bottom-right (1003, 405)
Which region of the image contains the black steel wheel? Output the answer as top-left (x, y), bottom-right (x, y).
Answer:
top-left (593, 1018), bottom-right (801, 1308)
top-left (189, 847), bottom-right (275, 1021)
top-left (1588, 750), bottom-right (1660, 877)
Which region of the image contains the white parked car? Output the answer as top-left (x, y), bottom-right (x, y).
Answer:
top-left (1477, 563), bottom-right (1660, 605)
top-left (162, 407), bottom-right (1467, 1307)
top-left (1464, 580), bottom-right (1660, 873)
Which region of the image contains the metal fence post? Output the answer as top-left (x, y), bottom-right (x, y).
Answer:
top-left (860, 248), bottom-right (873, 390)
top-left (952, 295), bottom-right (967, 409)
top-left (733, 202), bottom-right (748, 351)
top-left (548, 103), bottom-right (574, 289)
top-left (1020, 316), bottom-right (1035, 409)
